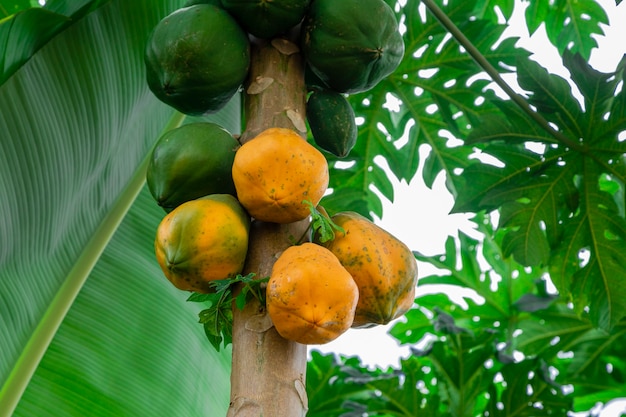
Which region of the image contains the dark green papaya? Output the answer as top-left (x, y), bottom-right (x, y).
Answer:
top-left (307, 89), bottom-right (357, 158)
top-left (145, 4), bottom-right (250, 116)
top-left (304, 64), bottom-right (327, 91)
top-left (147, 122), bottom-right (239, 212)
top-left (301, 0), bottom-right (404, 94)
top-left (220, 0), bottom-right (311, 39)
top-left (183, 0), bottom-right (221, 6)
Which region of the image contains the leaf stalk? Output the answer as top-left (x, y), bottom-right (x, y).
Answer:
top-left (420, 0), bottom-right (586, 153)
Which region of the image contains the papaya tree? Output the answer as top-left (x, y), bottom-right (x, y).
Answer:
top-left (1, 1), bottom-right (626, 417)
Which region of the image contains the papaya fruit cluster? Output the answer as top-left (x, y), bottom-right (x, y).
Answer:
top-left (145, 0), bottom-right (416, 346)
top-left (145, 0), bottom-right (404, 158)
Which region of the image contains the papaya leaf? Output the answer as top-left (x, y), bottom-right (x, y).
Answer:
top-left (485, 359), bottom-right (571, 416)
top-left (551, 166), bottom-right (626, 330)
top-left (353, 356), bottom-right (442, 416)
top-left (428, 329), bottom-right (496, 415)
top-left (306, 352), bottom-right (377, 417)
top-left (322, 0), bottom-right (530, 215)
top-left (188, 273), bottom-right (269, 351)
top-left (517, 58), bottom-right (585, 138)
top-left (304, 200), bottom-right (344, 243)
top-left (389, 307), bottom-right (434, 345)
top-left (414, 229), bottom-right (539, 325)
top-left (319, 90), bottom-right (397, 219)
top-left (524, 0), bottom-right (608, 60)
top-left (454, 54), bottom-right (626, 329)
top-left (513, 293), bottom-right (558, 313)
top-left (398, 0), bottom-right (531, 191)
top-left (471, 0), bottom-right (515, 21)
top-left (514, 304), bottom-right (593, 357)
top-left (514, 310), bottom-right (626, 410)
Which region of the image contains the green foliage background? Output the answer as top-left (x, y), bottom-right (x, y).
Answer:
top-left (1, 0), bottom-right (625, 416)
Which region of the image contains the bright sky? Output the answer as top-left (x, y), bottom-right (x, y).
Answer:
top-left (314, 0), bottom-right (626, 413)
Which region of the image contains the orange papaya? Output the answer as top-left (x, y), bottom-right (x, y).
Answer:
top-left (266, 242), bottom-right (358, 344)
top-left (231, 127), bottom-right (329, 224)
top-left (318, 211), bottom-right (417, 328)
top-left (154, 194), bottom-right (250, 293)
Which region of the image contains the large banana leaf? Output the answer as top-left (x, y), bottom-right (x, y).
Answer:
top-left (0, 0), bottom-right (235, 415)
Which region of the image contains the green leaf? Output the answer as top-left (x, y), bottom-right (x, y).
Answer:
top-left (0, 0), bottom-right (112, 85)
top-left (517, 58), bottom-right (585, 138)
top-left (0, 8), bottom-right (69, 84)
top-left (542, 0), bottom-right (608, 60)
top-left (485, 359), bottom-right (571, 416)
top-left (513, 293), bottom-right (558, 313)
top-left (0, 0), bottom-right (240, 414)
top-left (321, 0), bottom-right (531, 213)
top-left (0, 1), bottom-right (34, 18)
top-left (514, 304), bottom-right (593, 356)
top-left (428, 329), bottom-right (496, 416)
top-left (189, 273), bottom-right (269, 351)
top-left (471, 0), bottom-right (515, 21)
top-left (358, 356), bottom-right (442, 416)
top-left (524, 0), bottom-right (609, 60)
top-left (551, 162), bottom-right (626, 330)
top-left (305, 200), bottom-right (344, 243)
top-left (306, 352), bottom-right (377, 417)
top-left (456, 54), bottom-right (626, 327)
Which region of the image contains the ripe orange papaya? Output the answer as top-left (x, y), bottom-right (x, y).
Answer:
top-left (318, 211), bottom-right (417, 328)
top-left (266, 243), bottom-right (358, 344)
top-left (154, 194), bottom-right (250, 293)
top-left (231, 127), bottom-right (329, 224)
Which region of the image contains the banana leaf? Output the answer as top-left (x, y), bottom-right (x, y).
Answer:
top-left (0, 1), bottom-right (236, 415)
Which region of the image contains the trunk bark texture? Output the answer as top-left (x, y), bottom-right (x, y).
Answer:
top-left (227, 35), bottom-right (310, 417)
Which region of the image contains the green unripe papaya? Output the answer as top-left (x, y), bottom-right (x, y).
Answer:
top-left (183, 0), bottom-right (221, 6)
top-left (147, 122), bottom-right (239, 212)
top-left (221, 0), bottom-right (311, 39)
top-left (307, 89), bottom-right (357, 158)
top-left (145, 4), bottom-right (250, 115)
top-left (302, 0), bottom-right (404, 94)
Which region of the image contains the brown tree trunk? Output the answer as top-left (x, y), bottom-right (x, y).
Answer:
top-left (227, 35), bottom-right (310, 417)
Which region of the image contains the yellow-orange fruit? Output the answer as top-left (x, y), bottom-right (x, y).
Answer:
top-left (154, 194), bottom-right (250, 293)
top-left (267, 242), bottom-right (358, 344)
top-left (319, 211), bottom-right (417, 328)
top-left (231, 127), bottom-right (329, 223)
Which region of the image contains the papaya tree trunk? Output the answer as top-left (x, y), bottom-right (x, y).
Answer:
top-left (227, 35), bottom-right (310, 417)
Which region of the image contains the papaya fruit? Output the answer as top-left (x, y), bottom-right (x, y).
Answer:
top-left (154, 194), bottom-right (250, 293)
top-left (266, 242), bottom-right (359, 344)
top-left (317, 211), bottom-right (417, 328)
top-left (220, 0), bottom-right (311, 39)
top-left (145, 4), bottom-right (250, 115)
top-left (147, 122), bottom-right (239, 212)
top-left (231, 127), bottom-right (329, 224)
top-left (307, 89), bottom-right (357, 158)
top-left (184, 0), bottom-right (220, 6)
top-left (301, 0), bottom-right (404, 94)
